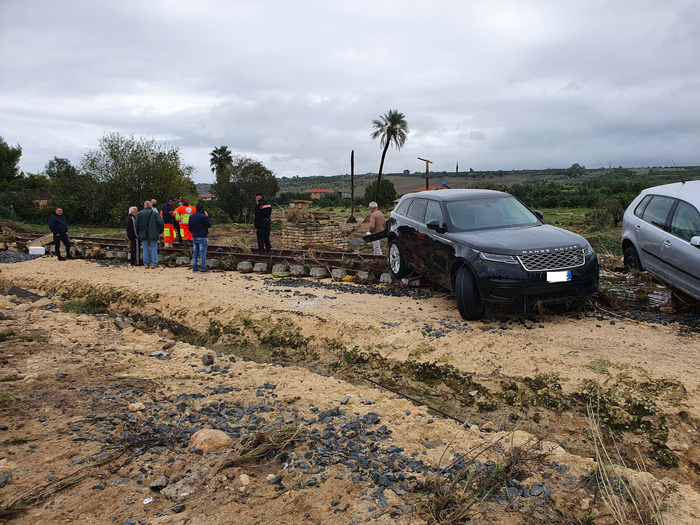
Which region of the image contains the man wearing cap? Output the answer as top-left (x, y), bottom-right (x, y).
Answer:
top-left (367, 201), bottom-right (385, 255)
top-left (161, 196), bottom-right (177, 248)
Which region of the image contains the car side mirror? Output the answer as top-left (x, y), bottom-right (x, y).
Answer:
top-left (534, 210), bottom-right (544, 220)
top-left (690, 236), bottom-right (700, 248)
top-left (426, 219), bottom-right (446, 233)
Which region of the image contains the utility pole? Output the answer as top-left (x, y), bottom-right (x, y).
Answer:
top-left (418, 157), bottom-right (433, 190)
top-left (348, 150), bottom-right (357, 223)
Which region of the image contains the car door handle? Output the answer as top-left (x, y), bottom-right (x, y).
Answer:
top-left (635, 224), bottom-right (642, 231)
top-left (663, 240), bottom-right (671, 247)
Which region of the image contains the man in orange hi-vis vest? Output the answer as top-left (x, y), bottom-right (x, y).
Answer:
top-left (174, 197), bottom-right (197, 240)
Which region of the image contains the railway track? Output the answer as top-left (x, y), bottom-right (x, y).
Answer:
top-left (9, 233), bottom-right (389, 273)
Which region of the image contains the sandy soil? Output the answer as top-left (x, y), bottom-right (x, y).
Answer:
top-left (1, 256), bottom-right (700, 524)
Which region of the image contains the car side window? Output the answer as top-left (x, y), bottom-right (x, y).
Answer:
top-left (634, 195), bottom-right (653, 218)
top-left (395, 199), bottom-right (411, 216)
top-left (670, 201), bottom-right (700, 242)
top-left (424, 201), bottom-right (444, 226)
top-left (641, 196), bottom-right (675, 229)
top-left (406, 199), bottom-right (428, 222)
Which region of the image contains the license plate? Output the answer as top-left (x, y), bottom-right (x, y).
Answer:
top-left (547, 270), bottom-right (571, 283)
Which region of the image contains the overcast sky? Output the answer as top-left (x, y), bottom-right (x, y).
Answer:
top-left (2, 0), bottom-right (699, 184)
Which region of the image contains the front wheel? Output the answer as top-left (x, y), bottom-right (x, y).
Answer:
top-left (623, 245), bottom-right (643, 271)
top-left (388, 240), bottom-right (411, 278)
top-left (455, 266), bottom-right (485, 320)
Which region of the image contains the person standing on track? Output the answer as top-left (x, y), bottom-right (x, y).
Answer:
top-left (135, 200), bottom-right (164, 268)
top-left (254, 193), bottom-right (272, 253)
top-left (49, 207), bottom-right (73, 261)
top-left (174, 197), bottom-right (196, 241)
top-left (160, 196), bottom-right (177, 248)
top-left (125, 206), bottom-right (141, 266)
top-left (367, 201), bottom-right (385, 255)
top-left (189, 203), bottom-right (212, 272)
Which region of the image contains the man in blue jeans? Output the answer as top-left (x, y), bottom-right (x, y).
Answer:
top-left (189, 203), bottom-right (212, 272)
top-left (134, 200), bottom-right (164, 268)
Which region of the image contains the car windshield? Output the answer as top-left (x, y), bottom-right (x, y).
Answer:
top-left (445, 196), bottom-right (539, 232)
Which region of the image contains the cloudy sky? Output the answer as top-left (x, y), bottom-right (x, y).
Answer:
top-left (2, 0), bottom-right (699, 184)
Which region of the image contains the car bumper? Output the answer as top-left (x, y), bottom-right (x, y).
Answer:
top-left (472, 256), bottom-right (599, 306)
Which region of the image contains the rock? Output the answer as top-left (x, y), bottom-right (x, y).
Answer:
top-left (129, 403), bottom-right (146, 412)
top-left (239, 474), bottom-right (251, 486)
top-left (237, 261), bottom-right (254, 273)
top-left (330, 268), bottom-right (347, 281)
top-left (161, 468), bottom-right (209, 502)
top-left (0, 310), bottom-right (26, 320)
top-left (149, 475), bottom-right (169, 491)
top-left (309, 267), bottom-right (328, 278)
top-left (355, 271), bottom-right (374, 284)
top-left (379, 273), bottom-right (394, 284)
top-left (189, 429), bottom-right (233, 453)
top-left (114, 319), bottom-right (133, 330)
top-left (162, 341), bottom-right (176, 350)
top-left (201, 354), bottom-right (215, 366)
top-left (149, 350), bottom-right (169, 358)
top-left (171, 503), bottom-right (186, 513)
top-left (253, 262), bottom-right (269, 273)
top-left (289, 265), bottom-right (309, 276)
top-left (481, 421), bottom-right (496, 432)
top-left (0, 471), bottom-right (12, 488)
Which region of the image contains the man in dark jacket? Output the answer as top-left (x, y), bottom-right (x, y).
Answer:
top-left (160, 196), bottom-right (177, 248)
top-left (189, 203), bottom-right (212, 272)
top-left (134, 200), bottom-right (164, 268)
top-left (125, 206), bottom-right (141, 266)
top-left (49, 207), bottom-right (72, 261)
top-left (254, 194), bottom-right (272, 253)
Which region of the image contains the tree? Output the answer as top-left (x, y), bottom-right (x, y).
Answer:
top-left (0, 136), bottom-right (23, 191)
top-left (210, 146), bottom-right (233, 187)
top-left (363, 179), bottom-right (398, 208)
top-left (81, 132), bottom-right (195, 224)
top-left (370, 109), bottom-right (409, 202)
top-left (215, 155), bottom-right (279, 222)
top-left (46, 157), bottom-right (99, 224)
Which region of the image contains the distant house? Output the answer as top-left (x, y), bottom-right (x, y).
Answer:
top-left (303, 189), bottom-right (336, 200)
top-left (412, 182), bottom-right (451, 193)
top-left (30, 188), bottom-right (51, 207)
top-left (198, 194), bottom-right (216, 201)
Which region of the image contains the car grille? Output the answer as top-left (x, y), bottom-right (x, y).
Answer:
top-left (517, 249), bottom-right (586, 272)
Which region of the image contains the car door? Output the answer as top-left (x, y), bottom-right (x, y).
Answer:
top-left (637, 195), bottom-right (676, 274)
top-left (665, 200), bottom-right (700, 298)
top-left (418, 200), bottom-right (454, 288)
top-left (401, 198), bottom-right (429, 274)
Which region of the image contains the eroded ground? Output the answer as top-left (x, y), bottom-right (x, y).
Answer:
top-left (1, 257), bottom-right (700, 524)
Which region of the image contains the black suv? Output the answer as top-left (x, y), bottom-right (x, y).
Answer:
top-left (387, 189), bottom-right (599, 319)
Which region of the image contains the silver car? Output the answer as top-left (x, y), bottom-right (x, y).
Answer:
top-left (621, 181), bottom-right (700, 300)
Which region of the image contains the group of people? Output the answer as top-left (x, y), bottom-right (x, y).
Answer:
top-left (125, 197), bottom-right (211, 271)
top-left (49, 192), bottom-right (376, 268)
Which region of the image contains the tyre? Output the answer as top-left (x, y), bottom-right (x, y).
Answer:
top-left (388, 240), bottom-right (411, 278)
top-left (455, 266), bottom-right (485, 320)
top-left (623, 245), bottom-right (643, 271)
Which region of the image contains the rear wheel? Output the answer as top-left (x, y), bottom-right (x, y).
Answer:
top-left (388, 240), bottom-right (411, 278)
top-left (455, 266), bottom-right (485, 320)
top-left (623, 245), bottom-right (643, 271)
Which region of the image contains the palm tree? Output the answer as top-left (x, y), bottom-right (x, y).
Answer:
top-left (210, 146), bottom-right (233, 187)
top-left (370, 109), bottom-right (409, 202)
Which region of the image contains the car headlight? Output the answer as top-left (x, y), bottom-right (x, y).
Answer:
top-left (583, 243), bottom-right (595, 257)
top-left (479, 252), bottom-right (519, 264)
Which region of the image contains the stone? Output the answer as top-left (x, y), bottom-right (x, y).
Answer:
top-left (289, 265), bottom-right (309, 276)
top-left (129, 403), bottom-right (146, 412)
top-left (239, 474), bottom-right (251, 486)
top-left (175, 256), bottom-right (190, 266)
top-left (355, 271), bottom-right (374, 284)
top-left (330, 269), bottom-right (347, 281)
top-left (149, 475), bottom-right (169, 491)
top-left (114, 319), bottom-right (133, 330)
top-left (0, 310), bottom-right (26, 320)
top-left (201, 354), bottom-right (214, 366)
top-left (0, 471), bottom-right (12, 488)
top-left (379, 273), bottom-right (394, 284)
top-left (205, 258), bottom-right (219, 269)
top-left (161, 468), bottom-right (209, 502)
top-left (237, 261), bottom-right (254, 273)
top-left (162, 341), bottom-right (176, 350)
top-left (253, 262), bottom-right (269, 273)
top-left (309, 267), bottom-right (328, 278)
top-left (189, 429), bottom-right (233, 453)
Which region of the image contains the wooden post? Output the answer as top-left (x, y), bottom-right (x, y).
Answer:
top-left (418, 157), bottom-right (433, 190)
